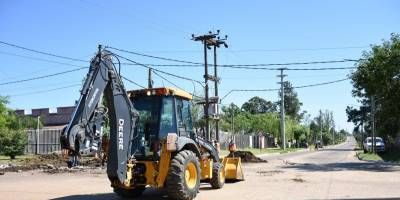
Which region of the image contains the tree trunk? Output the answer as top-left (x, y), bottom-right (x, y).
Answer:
top-left (10, 155), bottom-right (16, 160)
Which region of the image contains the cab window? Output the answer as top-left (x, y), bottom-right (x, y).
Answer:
top-left (176, 98), bottom-right (193, 132)
top-left (159, 96), bottom-right (176, 138)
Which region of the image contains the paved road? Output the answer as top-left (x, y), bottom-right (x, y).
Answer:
top-left (1, 137), bottom-right (400, 200)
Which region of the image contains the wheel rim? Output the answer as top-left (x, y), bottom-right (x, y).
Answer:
top-left (185, 162), bottom-right (197, 189)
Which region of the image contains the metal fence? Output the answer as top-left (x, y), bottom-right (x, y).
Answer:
top-left (26, 129), bottom-right (62, 154)
top-left (25, 128), bottom-right (278, 154)
top-left (219, 131), bottom-right (277, 150)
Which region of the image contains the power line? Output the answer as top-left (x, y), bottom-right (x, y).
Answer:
top-left (121, 45), bottom-right (368, 54)
top-left (151, 70), bottom-right (201, 99)
top-left (0, 40), bottom-right (87, 63)
top-left (105, 46), bottom-right (361, 67)
top-left (3, 47), bottom-right (355, 70)
top-left (0, 42), bottom-right (360, 71)
top-left (152, 70), bottom-right (183, 90)
top-left (106, 46), bottom-right (202, 65)
top-left (0, 67), bottom-right (87, 86)
top-left (0, 50), bottom-right (86, 68)
top-left (121, 62), bottom-right (357, 70)
top-left (106, 45), bottom-right (362, 68)
top-left (293, 77), bottom-right (350, 89)
top-left (220, 88), bottom-right (279, 101)
top-left (0, 81), bottom-right (82, 93)
top-left (120, 63), bottom-right (203, 67)
top-left (221, 77), bottom-right (350, 101)
top-left (114, 53), bottom-right (204, 86)
top-left (224, 46), bottom-right (369, 53)
top-left (121, 76), bottom-right (146, 89)
top-left (8, 83), bottom-right (81, 97)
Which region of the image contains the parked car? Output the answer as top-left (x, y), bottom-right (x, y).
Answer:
top-left (363, 137), bottom-right (385, 153)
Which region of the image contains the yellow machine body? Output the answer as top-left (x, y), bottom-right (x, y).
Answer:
top-left (118, 141), bottom-right (171, 189)
top-left (118, 142), bottom-right (221, 189)
top-left (200, 159), bottom-right (213, 180)
top-left (222, 156), bottom-right (244, 180)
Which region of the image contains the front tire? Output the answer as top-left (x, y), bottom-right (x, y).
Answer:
top-left (210, 162), bottom-right (225, 189)
top-left (166, 150), bottom-right (200, 200)
top-left (113, 186), bottom-right (145, 198)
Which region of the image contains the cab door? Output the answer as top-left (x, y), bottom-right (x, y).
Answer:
top-left (175, 98), bottom-right (193, 138)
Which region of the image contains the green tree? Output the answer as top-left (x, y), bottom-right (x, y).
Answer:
top-left (222, 103), bottom-right (241, 117)
top-left (0, 128), bottom-right (27, 159)
top-left (0, 96), bottom-right (9, 128)
top-left (0, 95), bottom-right (32, 159)
top-left (277, 82), bottom-right (303, 121)
top-left (309, 110), bottom-right (336, 145)
top-left (241, 96), bottom-right (276, 114)
top-left (346, 104), bottom-right (370, 133)
top-left (349, 33), bottom-right (400, 140)
top-left (293, 125), bottom-right (308, 146)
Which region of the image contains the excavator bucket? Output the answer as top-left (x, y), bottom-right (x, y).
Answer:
top-left (222, 156), bottom-right (244, 181)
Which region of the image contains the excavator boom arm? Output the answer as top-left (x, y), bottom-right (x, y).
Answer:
top-left (60, 50), bottom-right (138, 184)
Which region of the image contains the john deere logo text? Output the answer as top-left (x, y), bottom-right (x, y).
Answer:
top-left (118, 119), bottom-right (124, 150)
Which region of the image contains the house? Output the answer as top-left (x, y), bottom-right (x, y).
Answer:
top-left (15, 106), bottom-right (75, 129)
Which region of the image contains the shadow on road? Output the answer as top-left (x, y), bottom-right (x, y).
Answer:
top-left (327, 198), bottom-right (400, 200)
top-left (318, 148), bottom-right (354, 152)
top-left (283, 161), bottom-right (400, 172)
top-left (50, 188), bottom-right (168, 200)
top-left (50, 193), bottom-right (118, 200)
top-left (50, 182), bottom-right (231, 200)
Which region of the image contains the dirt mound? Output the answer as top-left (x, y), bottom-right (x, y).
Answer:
top-left (26, 153), bottom-right (66, 166)
top-left (79, 157), bottom-right (103, 167)
top-left (227, 151), bottom-right (267, 163)
top-left (1, 153), bottom-right (67, 172)
top-left (1, 153), bottom-right (103, 174)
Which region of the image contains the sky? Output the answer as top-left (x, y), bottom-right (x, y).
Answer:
top-left (0, 0), bottom-right (399, 132)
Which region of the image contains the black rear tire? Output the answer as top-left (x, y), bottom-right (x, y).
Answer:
top-left (210, 162), bottom-right (225, 189)
top-left (113, 186), bottom-right (145, 198)
top-left (166, 150), bottom-right (200, 200)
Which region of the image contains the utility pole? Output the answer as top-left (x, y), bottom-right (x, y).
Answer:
top-left (277, 68), bottom-right (287, 150)
top-left (203, 39), bottom-right (210, 140)
top-left (361, 122), bottom-right (364, 149)
top-left (231, 111), bottom-right (234, 134)
top-left (320, 110), bottom-right (323, 145)
top-left (371, 96), bottom-right (376, 153)
top-left (213, 45), bottom-right (219, 141)
top-left (213, 35), bottom-right (227, 142)
top-left (192, 30), bottom-right (228, 142)
top-left (148, 68), bottom-right (153, 88)
top-left (36, 116), bottom-right (40, 155)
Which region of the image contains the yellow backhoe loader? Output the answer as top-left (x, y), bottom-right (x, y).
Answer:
top-left (60, 48), bottom-right (243, 200)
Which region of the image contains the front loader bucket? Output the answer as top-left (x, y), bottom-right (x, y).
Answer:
top-left (222, 157), bottom-right (244, 181)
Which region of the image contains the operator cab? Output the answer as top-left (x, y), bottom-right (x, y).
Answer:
top-left (128, 87), bottom-right (194, 160)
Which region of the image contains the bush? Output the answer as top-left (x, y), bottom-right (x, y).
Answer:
top-left (0, 128), bottom-right (27, 159)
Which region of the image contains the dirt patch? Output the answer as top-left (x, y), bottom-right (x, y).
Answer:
top-left (80, 157), bottom-right (103, 167)
top-left (292, 177), bottom-right (305, 183)
top-left (0, 153), bottom-right (103, 174)
top-left (228, 151), bottom-right (267, 163)
top-left (257, 170), bottom-right (283, 176)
